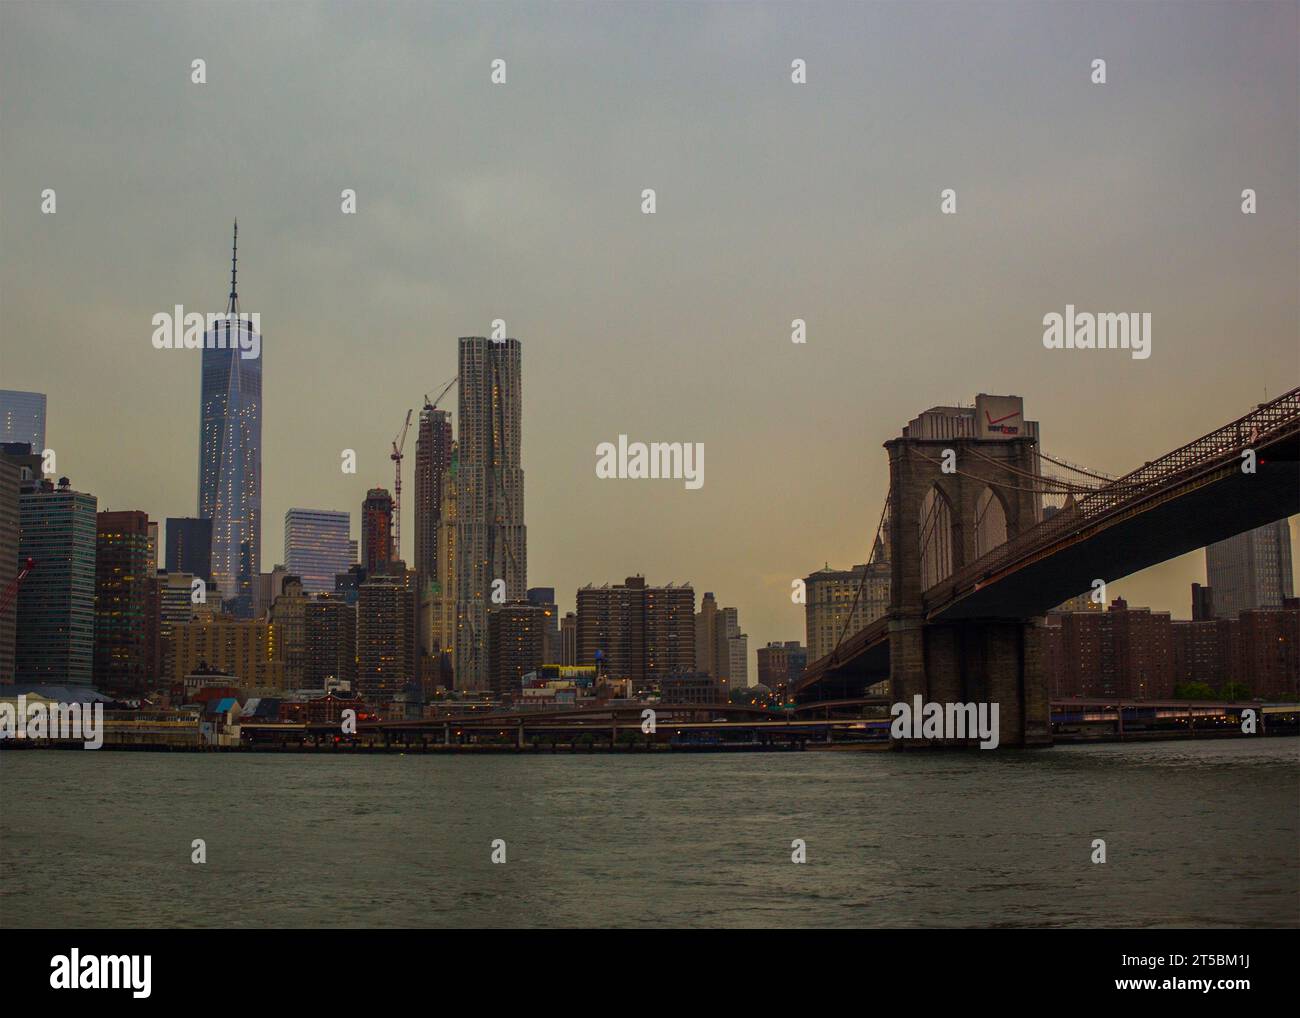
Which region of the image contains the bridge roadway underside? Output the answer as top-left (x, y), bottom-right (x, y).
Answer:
top-left (933, 455), bottom-right (1299, 621)
top-left (797, 638), bottom-right (890, 703)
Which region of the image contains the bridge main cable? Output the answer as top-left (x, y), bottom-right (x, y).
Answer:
top-left (827, 487), bottom-right (892, 668)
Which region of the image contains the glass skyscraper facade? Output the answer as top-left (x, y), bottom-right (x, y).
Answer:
top-left (284, 508), bottom-right (354, 595)
top-left (0, 389), bottom-right (47, 453)
top-left (17, 478), bottom-right (97, 685)
top-left (165, 516), bottom-right (213, 582)
top-left (0, 455), bottom-right (20, 681)
top-left (1205, 521), bottom-right (1295, 618)
top-left (197, 226), bottom-right (261, 617)
top-left (94, 510), bottom-right (153, 692)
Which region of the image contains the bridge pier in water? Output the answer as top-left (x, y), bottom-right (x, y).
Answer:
top-left (889, 617), bottom-right (1052, 748)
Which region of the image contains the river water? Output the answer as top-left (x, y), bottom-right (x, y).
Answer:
top-left (2, 738), bottom-right (1296, 928)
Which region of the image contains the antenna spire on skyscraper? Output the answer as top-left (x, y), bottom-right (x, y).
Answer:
top-left (227, 219), bottom-right (239, 314)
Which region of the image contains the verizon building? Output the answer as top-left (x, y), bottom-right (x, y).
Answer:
top-left (903, 394), bottom-right (1039, 443)
top-left (450, 336), bottom-right (527, 690)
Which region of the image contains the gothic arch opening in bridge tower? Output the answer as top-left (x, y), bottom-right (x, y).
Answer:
top-left (919, 484), bottom-right (955, 590)
top-left (973, 485), bottom-right (1010, 561)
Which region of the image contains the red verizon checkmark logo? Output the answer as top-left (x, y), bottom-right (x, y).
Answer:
top-left (985, 410), bottom-right (1021, 426)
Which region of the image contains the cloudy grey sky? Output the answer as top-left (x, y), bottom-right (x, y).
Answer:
top-left (2, 1), bottom-right (1297, 670)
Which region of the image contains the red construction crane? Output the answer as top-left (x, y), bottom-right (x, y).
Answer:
top-left (0, 557), bottom-right (36, 615)
top-left (390, 409), bottom-right (413, 560)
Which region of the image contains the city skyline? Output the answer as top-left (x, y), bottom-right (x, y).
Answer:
top-left (1, 0), bottom-right (1298, 951)
top-left (2, 1), bottom-right (1297, 675)
top-left (5, 256), bottom-right (1298, 675)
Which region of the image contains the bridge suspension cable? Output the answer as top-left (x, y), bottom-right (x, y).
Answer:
top-left (961, 446), bottom-right (1108, 494)
top-left (918, 485), bottom-right (944, 554)
top-left (827, 487), bottom-right (891, 668)
top-left (1037, 450), bottom-right (1117, 484)
top-left (911, 449), bottom-right (1098, 496)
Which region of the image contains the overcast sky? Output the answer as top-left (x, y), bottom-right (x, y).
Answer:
top-left (2, 1), bottom-right (1297, 671)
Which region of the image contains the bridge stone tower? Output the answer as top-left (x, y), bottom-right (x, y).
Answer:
top-left (884, 414), bottom-right (1053, 748)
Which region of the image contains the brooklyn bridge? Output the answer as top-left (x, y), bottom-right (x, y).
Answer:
top-left (794, 387), bottom-right (1300, 747)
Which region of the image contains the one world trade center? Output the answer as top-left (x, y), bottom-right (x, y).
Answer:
top-left (197, 221), bottom-right (262, 617)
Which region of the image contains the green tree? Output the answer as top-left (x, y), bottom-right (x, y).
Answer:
top-left (1174, 681), bottom-right (1216, 700)
top-left (1219, 681), bottom-right (1251, 701)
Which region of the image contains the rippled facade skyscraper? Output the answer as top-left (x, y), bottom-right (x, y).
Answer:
top-left (450, 336), bottom-right (526, 690)
top-left (197, 222), bottom-right (262, 617)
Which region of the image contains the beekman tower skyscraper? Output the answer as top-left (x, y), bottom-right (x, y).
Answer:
top-left (198, 222), bottom-right (262, 617)
top-left (451, 335), bottom-right (526, 689)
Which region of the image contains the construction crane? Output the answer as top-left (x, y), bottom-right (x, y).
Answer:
top-left (0, 557), bottom-right (36, 615)
top-left (390, 409), bottom-right (413, 560)
top-left (423, 376), bottom-right (456, 412)
top-left (386, 379), bottom-right (454, 565)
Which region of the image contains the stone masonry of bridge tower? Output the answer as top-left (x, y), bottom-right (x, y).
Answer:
top-left (884, 434), bottom-right (1053, 748)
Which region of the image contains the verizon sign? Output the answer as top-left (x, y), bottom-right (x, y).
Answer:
top-left (975, 395), bottom-right (1025, 439)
